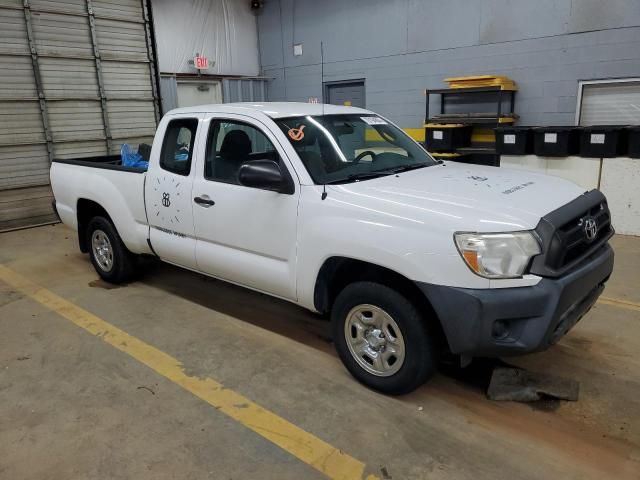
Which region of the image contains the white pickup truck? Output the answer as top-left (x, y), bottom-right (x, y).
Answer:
top-left (51, 102), bottom-right (614, 394)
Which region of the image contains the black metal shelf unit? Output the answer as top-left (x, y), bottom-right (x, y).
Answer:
top-left (424, 86), bottom-right (517, 165)
top-left (425, 86), bottom-right (517, 125)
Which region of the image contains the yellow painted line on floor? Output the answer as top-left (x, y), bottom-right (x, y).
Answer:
top-left (0, 265), bottom-right (378, 480)
top-left (598, 296), bottom-right (640, 312)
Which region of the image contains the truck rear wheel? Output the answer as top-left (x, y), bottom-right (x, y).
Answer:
top-left (331, 282), bottom-right (436, 395)
top-left (86, 216), bottom-right (136, 284)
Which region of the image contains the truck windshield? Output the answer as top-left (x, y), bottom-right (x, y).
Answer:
top-left (275, 114), bottom-right (437, 184)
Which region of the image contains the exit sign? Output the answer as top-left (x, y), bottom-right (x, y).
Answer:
top-left (194, 55), bottom-right (209, 70)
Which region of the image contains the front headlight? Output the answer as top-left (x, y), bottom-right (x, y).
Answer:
top-left (454, 231), bottom-right (541, 279)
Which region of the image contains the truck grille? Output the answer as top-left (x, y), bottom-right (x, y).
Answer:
top-left (529, 190), bottom-right (614, 277)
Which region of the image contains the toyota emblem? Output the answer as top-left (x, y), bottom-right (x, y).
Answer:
top-left (583, 217), bottom-right (598, 242)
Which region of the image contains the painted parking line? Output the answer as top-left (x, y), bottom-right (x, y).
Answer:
top-left (598, 296), bottom-right (640, 313)
top-left (0, 265), bottom-right (378, 480)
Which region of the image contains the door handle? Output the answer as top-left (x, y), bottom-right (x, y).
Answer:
top-left (194, 195), bottom-right (215, 207)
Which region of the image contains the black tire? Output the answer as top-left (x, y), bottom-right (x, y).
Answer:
top-left (86, 216), bottom-right (136, 284)
top-left (331, 282), bottom-right (436, 395)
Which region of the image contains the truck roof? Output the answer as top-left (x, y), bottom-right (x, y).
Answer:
top-left (167, 102), bottom-right (373, 119)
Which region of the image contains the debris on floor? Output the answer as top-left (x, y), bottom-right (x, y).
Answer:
top-left (487, 367), bottom-right (580, 402)
top-left (88, 279), bottom-right (122, 290)
top-left (136, 386), bottom-right (156, 395)
top-left (380, 465), bottom-right (392, 479)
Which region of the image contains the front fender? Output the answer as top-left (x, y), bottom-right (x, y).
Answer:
top-left (295, 186), bottom-right (489, 311)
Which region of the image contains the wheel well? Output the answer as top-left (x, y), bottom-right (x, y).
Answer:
top-left (77, 199), bottom-right (112, 253)
top-left (313, 257), bottom-right (445, 341)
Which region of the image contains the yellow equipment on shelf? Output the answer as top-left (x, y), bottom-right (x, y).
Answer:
top-left (445, 75), bottom-right (517, 91)
top-left (424, 123), bottom-right (466, 128)
top-left (429, 152), bottom-right (463, 158)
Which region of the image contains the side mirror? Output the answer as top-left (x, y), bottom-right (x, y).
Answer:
top-left (238, 159), bottom-right (292, 193)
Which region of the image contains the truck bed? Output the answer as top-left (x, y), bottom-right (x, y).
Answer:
top-left (52, 154), bottom-right (147, 173)
top-left (50, 155), bottom-right (152, 255)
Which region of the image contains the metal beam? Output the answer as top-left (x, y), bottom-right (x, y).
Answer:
top-left (141, 0), bottom-right (161, 122)
top-left (85, 0), bottom-right (112, 154)
top-left (1, 3), bottom-right (146, 24)
top-left (0, 50), bottom-right (153, 64)
top-left (22, 0), bottom-right (54, 164)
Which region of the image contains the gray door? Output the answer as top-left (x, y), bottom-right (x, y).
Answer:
top-left (325, 81), bottom-right (365, 108)
top-left (176, 81), bottom-right (223, 108)
top-left (0, 0), bottom-right (159, 231)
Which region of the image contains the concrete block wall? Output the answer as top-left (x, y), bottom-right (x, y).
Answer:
top-left (501, 155), bottom-right (640, 236)
top-left (257, 0), bottom-right (640, 129)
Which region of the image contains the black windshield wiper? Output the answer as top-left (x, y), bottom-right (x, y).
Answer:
top-left (324, 163), bottom-right (434, 185)
top-left (324, 171), bottom-right (391, 185)
top-left (373, 162), bottom-right (433, 174)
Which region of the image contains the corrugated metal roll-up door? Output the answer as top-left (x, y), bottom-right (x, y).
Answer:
top-left (0, 4), bottom-right (49, 190)
top-left (0, 0), bottom-right (159, 231)
top-left (579, 80), bottom-right (640, 126)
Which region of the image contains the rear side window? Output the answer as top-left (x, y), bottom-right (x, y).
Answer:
top-left (160, 118), bottom-right (198, 176)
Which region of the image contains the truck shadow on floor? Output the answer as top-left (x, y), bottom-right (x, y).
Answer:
top-left (137, 259), bottom-right (570, 409)
top-left (139, 260), bottom-right (335, 355)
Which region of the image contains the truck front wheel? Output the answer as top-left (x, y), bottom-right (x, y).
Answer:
top-left (86, 216), bottom-right (136, 284)
top-left (331, 282), bottom-right (436, 395)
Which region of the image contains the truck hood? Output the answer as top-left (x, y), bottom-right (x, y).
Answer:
top-left (329, 161), bottom-right (586, 231)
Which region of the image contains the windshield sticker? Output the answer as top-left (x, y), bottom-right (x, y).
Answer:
top-left (288, 125), bottom-right (305, 141)
top-left (361, 116), bottom-right (387, 126)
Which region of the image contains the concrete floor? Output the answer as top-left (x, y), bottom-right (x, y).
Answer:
top-left (1, 224), bottom-right (639, 479)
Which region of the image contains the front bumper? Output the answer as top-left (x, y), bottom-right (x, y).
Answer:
top-left (419, 244), bottom-right (614, 357)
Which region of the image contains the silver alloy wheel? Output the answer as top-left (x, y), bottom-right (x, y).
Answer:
top-left (344, 304), bottom-right (406, 377)
top-left (91, 229), bottom-right (114, 272)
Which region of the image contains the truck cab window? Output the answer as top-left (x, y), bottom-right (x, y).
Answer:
top-left (275, 115), bottom-right (436, 185)
top-left (160, 118), bottom-right (198, 176)
top-left (205, 120), bottom-right (279, 184)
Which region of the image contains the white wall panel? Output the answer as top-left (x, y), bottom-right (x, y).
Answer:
top-left (545, 156), bottom-right (601, 191)
top-left (500, 155), bottom-right (601, 191)
top-left (152, 0), bottom-right (260, 76)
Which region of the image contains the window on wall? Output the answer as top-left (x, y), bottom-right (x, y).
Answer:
top-left (578, 79), bottom-right (640, 126)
